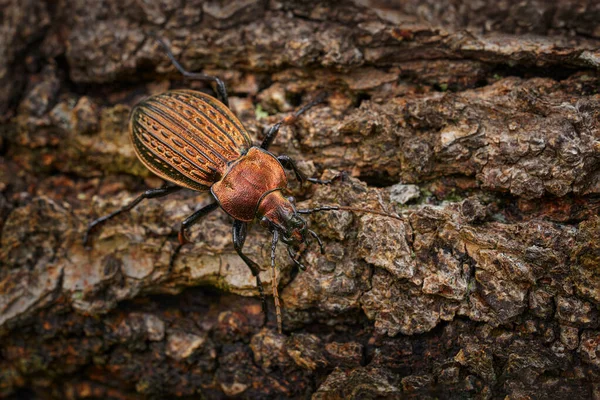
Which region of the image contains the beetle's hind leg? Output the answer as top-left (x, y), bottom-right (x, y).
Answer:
top-left (260, 93), bottom-right (327, 150)
top-left (168, 201), bottom-right (220, 272)
top-left (232, 220), bottom-right (269, 325)
top-left (84, 185), bottom-right (182, 248)
top-left (153, 36), bottom-right (229, 107)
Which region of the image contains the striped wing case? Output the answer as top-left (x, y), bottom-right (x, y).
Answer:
top-left (129, 90), bottom-right (253, 191)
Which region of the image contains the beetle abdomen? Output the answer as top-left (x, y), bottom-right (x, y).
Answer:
top-left (130, 89), bottom-right (253, 191)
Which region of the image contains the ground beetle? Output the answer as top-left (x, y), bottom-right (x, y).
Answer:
top-left (84, 38), bottom-right (400, 333)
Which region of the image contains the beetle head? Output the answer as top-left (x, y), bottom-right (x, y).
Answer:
top-left (258, 191), bottom-right (308, 249)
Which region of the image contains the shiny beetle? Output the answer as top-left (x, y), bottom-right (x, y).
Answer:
top-left (84, 39), bottom-right (398, 333)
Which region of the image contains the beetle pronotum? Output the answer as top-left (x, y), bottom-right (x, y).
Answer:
top-left (84, 38), bottom-right (401, 333)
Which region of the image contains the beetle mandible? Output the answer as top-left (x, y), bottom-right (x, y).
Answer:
top-left (84, 38), bottom-right (400, 333)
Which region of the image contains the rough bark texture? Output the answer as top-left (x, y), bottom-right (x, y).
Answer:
top-left (1, 0), bottom-right (600, 399)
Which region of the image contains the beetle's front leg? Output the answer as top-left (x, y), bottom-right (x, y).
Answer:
top-left (277, 155), bottom-right (340, 185)
top-left (232, 220), bottom-right (268, 321)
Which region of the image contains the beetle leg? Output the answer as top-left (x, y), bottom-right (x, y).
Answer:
top-left (287, 246), bottom-right (307, 271)
top-left (178, 202), bottom-right (220, 245)
top-left (277, 155), bottom-right (305, 182)
top-left (277, 155), bottom-right (340, 185)
top-left (232, 220), bottom-right (269, 321)
top-left (260, 93), bottom-right (327, 150)
top-left (308, 229), bottom-right (325, 255)
top-left (84, 185), bottom-right (182, 248)
top-left (169, 202), bottom-right (220, 272)
top-left (153, 36), bottom-right (229, 107)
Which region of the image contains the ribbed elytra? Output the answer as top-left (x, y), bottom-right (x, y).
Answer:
top-left (130, 90), bottom-right (252, 191)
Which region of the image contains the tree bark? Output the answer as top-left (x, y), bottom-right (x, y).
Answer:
top-left (2, 0), bottom-right (600, 398)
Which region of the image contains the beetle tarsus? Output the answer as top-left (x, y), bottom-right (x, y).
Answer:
top-left (307, 170), bottom-right (346, 185)
top-left (278, 155), bottom-right (342, 186)
top-left (254, 275), bottom-right (267, 325)
top-left (270, 231), bottom-right (283, 334)
top-left (168, 243), bottom-right (183, 274)
top-left (287, 247), bottom-right (307, 271)
top-left (170, 201), bottom-right (219, 269)
top-left (179, 201), bottom-right (219, 246)
top-left (153, 35), bottom-right (229, 106)
top-left (292, 93), bottom-right (328, 119)
top-left (233, 221), bottom-right (269, 321)
top-left (260, 94), bottom-right (328, 150)
top-left (308, 229), bottom-right (325, 254)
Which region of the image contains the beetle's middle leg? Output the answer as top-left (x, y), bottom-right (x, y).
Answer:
top-left (169, 201), bottom-right (220, 272)
top-left (260, 93), bottom-right (327, 150)
top-left (177, 202), bottom-right (220, 245)
top-left (232, 220), bottom-right (269, 322)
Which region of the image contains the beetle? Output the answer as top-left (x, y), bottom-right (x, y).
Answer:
top-left (84, 38), bottom-right (400, 333)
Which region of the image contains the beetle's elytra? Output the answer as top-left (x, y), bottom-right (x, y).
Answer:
top-left (85, 38), bottom-right (400, 333)
top-left (131, 90), bottom-right (252, 191)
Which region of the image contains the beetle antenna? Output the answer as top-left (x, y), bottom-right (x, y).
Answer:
top-left (271, 230), bottom-right (283, 334)
top-left (297, 205), bottom-right (402, 221)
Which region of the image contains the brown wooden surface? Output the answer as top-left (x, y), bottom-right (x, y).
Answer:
top-left (1, 1), bottom-right (600, 399)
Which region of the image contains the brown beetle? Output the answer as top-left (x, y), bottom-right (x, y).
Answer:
top-left (84, 39), bottom-right (399, 333)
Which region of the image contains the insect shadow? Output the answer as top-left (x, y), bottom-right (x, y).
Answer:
top-left (84, 37), bottom-right (400, 333)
